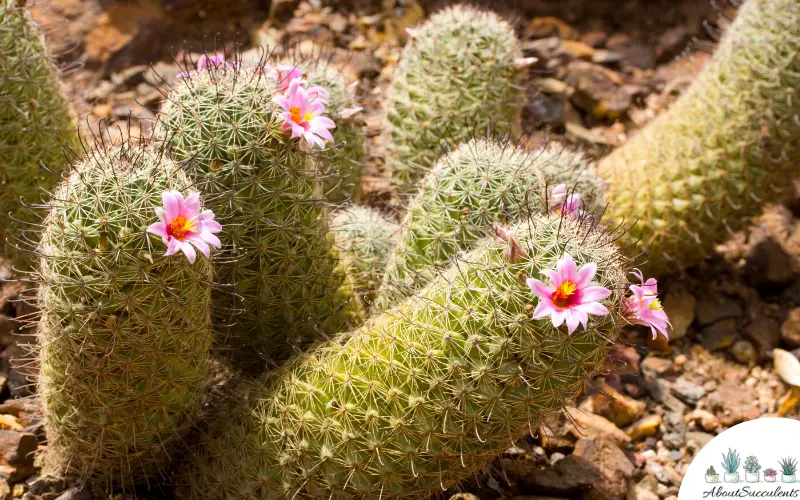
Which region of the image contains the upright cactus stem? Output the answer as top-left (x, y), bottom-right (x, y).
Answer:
top-left (384, 4), bottom-right (526, 193)
top-left (599, 0), bottom-right (800, 275)
top-left (380, 138), bottom-right (602, 307)
top-left (176, 214), bottom-right (629, 499)
top-left (158, 62), bottom-right (363, 371)
top-left (330, 206), bottom-right (399, 308)
top-left (0, 0), bottom-right (80, 263)
top-left (36, 141), bottom-right (213, 488)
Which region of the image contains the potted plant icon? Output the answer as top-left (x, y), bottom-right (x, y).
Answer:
top-left (706, 466), bottom-right (720, 483)
top-left (780, 457), bottom-right (798, 483)
top-left (765, 469), bottom-right (778, 483)
top-left (744, 456), bottom-right (761, 483)
top-left (722, 449), bottom-right (741, 483)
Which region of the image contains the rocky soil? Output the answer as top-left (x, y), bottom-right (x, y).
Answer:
top-left (4, 0), bottom-right (800, 499)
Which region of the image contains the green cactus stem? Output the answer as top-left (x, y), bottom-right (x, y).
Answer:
top-left (330, 206), bottom-right (399, 308)
top-left (0, 0), bottom-right (80, 263)
top-left (36, 140), bottom-right (213, 488)
top-left (598, 0), bottom-right (800, 275)
top-left (380, 138), bottom-right (602, 307)
top-left (384, 4), bottom-right (526, 194)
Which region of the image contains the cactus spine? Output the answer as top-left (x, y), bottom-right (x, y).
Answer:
top-left (0, 0), bottom-right (80, 262)
top-left (384, 5), bottom-right (525, 193)
top-left (330, 206), bottom-right (398, 308)
top-left (380, 139), bottom-right (601, 306)
top-left (176, 214), bottom-right (627, 499)
top-left (36, 141), bottom-right (212, 488)
top-left (157, 65), bottom-right (362, 370)
top-left (598, 0), bottom-right (800, 275)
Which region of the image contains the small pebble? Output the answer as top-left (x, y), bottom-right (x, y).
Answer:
top-left (674, 354), bottom-right (687, 367)
top-left (550, 452), bottom-right (566, 464)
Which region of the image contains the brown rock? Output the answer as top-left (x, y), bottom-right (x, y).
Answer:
top-left (730, 340), bottom-right (758, 364)
top-left (53, 489), bottom-right (91, 500)
top-left (564, 407), bottom-right (631, 446)
top-left (574, 435), bottom-right (634, 500)
top-left (745, 315), bottom-right (783, 357)
top-left (695, 297), bottom-right (743, 327)
top-left (565, 61), bottom-right (631, 120)
top-left (626, 415), bottom-right (661, 441)
top-left (641, 356), bottom-right (680, 380)
top-left (686, 409), bottom-right (721, 432)
top-left (562, 41), bottom-right (595, 60)
top-left (606, 33), bottom-right (656, 70)
top-left (782, 308), bottom-right (800, 348)
top-left (0, 480), bottom-right (7, 500)
top-left (0, 432), bottom-right (36, 468)
top-left (743, 235), bottom-right (797, 289)
top-left (506, 455), bottom-right (602, 495)
top-left (662, 286), bottom-right (695, 341)
top-left (588, 383), bottom-right (645, 427)
top-left (702, 319), bottom-right (740, 352)
top-left (656, 26), bottom-right (693, 62)
top-left (580, 31), bottom-right (608, 48)
top-left (705, 382), bottom-right (760, 426)
top-left (448, 494), bottom-right (480, 500)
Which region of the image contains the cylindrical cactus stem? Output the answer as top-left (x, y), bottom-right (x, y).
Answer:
top-left (157, 63), bottom-right (363, 371)
top-left (598, 0), bottom-right (800, 276)
top-left (380, 138), bottom-right (602, 307)
top-left (176, 214), bottom-right (630, 499)
top-left (384, 4), bottom-right (526, 193)
top-left (0, 0), bottom-right (80, 263)
top-left (35, 140), bottom-right (213, 488)
top-left (330, 206), bottom-right (399, 308)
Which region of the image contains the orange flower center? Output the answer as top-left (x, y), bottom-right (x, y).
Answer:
top-left (167, 215), bottom-right (195, 241)
top-left (289, 106), bottom-right (312, 124)
top-left (551, 280), bottom-right (577, 309)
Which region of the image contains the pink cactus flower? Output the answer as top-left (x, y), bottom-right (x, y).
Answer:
top-left (550, 184), bottom-right (585, 218)
top-left (147, 191), bottom-right (222, 264)
top-left (526, 253), bottom-right (612, 334)
top-left (273, 79), bottom-right (336, 149)
top-left (624, 270), bottom-right (671, 339)
top-left (265, 65), bottom-right (305, 93)
top-left (493, 223), bottom-right (527, 263)
top-left (177, 54), bottom-right (238, 79)
top-left (264, 66), bottom-right (330, 105)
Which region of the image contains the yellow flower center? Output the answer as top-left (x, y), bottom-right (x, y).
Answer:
top-left (289, 106), bottom-right (312, 124)
top-left (649, 298), bottom-right (663, 311)
top-left (551, 280), bottom-right (577, 309)
top-left (167, 215), bottom-right (195, 241)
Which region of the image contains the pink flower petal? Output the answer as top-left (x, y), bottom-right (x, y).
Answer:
top-left (181, 242), bottom-right (197, 263)
top-left (564, 310), bottom-right (582, 334)
top-left (182, 192), bottom-right (201, 216)
top-left (556, 253), bottom-right (578, 283)
top-left (147, 222), bottom-right (168, 239)
top-left (581, 285), bottom-right (612, 302)
top-left (165, 237), bottom-right (182, 256)
top-left (162, 191), bottom-right (182, 222)
top-left (187, 236), bottom-right (210, 257)
top-left (540, 269), bottom-right (561, 288)
top-left (526, 278), bottom-right (552, 301)
top-left (200, 231), bottom-right (221, 248)
top-left (575, 302), bottom-right (610, 317)
top-left (575, 262), bottom-right (597, 287)
top-left (532, 300), bottom-right (556, 319)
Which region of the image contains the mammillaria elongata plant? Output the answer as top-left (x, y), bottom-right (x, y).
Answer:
top-left (176, 213), bottom-right (669, 499)
top-left (599, 0), bottom-right (800, 275)
top-left (0, 0), bottom-right (80, 263)
top-left (157, 58), bottom-right (363, 370)
top-left (36, 141), bottom-right (214, 488)
top-left (384, 4), bottom-right (526, 193)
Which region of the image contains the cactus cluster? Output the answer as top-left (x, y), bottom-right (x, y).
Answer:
top-left (176, 214), bottom-right (628, 499)
top-left (330, 206), bottom-right (399, 307)
top-left (35, 141), bottom-right (213, 488)
top-left (380, 138), bottom-right (602, 307)
top-left (0, 0), bottom-right (80, 262)
top-left (384, 5), bottom-right (525, 193)
top-left (157, 64), bottom-right (363, 370)
top-left (19, 0), bottom-right (794, 494)
top-left (599, 0), bottom-right (800, 275)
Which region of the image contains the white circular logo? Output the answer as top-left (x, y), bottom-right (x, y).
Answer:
top-left (679, 418), bottom-right (800, 499)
